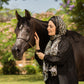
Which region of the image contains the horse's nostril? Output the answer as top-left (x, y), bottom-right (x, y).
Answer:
top-left (15, 47), bottom-right (20, 53)
top-left (17, 48), bottom-right (20, 53)
top-left (12, 46), bottom-right (20, 53)
top-left (14, 46), bottom-right (20, 52)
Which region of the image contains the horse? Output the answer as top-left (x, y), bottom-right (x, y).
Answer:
top-left (12, 10), bottom-right (84, 81)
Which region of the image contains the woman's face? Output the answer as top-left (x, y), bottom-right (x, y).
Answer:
top-left (47, 20), bottom-right (56, 36)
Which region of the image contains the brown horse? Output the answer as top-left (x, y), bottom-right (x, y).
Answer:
top-left (12, 10), bottom-right (84, 81)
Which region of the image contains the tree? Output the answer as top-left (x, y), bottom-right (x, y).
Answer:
top-left (0, 0), bottom-right (10, 9)
top-left (60, 0), bottom-right (84, 34)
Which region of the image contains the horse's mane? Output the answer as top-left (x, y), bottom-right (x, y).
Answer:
top-left (31, 17), bottom-right (48, 27)
top-left (31, 17), bottom-right (49, 36)
top-left (66, 30), bottom-right (83, 42)
top-left (30, 17), bottom-right (49, 51)
top-left (32, 17), bottom-right (48, 23)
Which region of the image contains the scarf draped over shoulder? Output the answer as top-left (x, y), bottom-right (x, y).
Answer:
top-left (43, 16), bottom-right (67, 81)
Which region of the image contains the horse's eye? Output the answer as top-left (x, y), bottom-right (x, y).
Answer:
top-left (19, 24), bottom-right (23, 30)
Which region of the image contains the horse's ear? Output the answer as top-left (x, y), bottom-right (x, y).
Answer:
top-left (15, 10), bottom-right (22, 20)
top-left (25, 9), bottom-right (31, 20)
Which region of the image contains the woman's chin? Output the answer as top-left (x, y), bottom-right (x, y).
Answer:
top-left (48, 34), bottom-right (54, 36)
top-left (48, 33), bottom-right (52, 36)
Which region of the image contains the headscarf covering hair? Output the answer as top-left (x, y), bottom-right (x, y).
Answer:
top-left (43, 16), bottom-right (67, 81)
top-left (49, 16), bottom-right (66, 36)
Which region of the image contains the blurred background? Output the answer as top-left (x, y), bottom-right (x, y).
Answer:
top-left (0, 0), bottom-right (84, 84)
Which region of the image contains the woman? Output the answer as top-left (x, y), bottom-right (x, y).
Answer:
top-left (34, 16), bottom-right (78, 84)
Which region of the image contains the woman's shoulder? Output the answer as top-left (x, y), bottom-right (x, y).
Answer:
top-left (59, 35), bottom-right (71, 48)
top-left (61, 35), bottom-right (70, 43)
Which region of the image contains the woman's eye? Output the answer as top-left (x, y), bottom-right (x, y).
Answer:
top-left (48, 25), bottom-right (53, 28)
top-left (50, 25), bottom-right (53, 28)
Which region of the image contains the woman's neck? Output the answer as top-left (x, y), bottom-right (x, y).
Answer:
top-left (50, 35), bottom-right (61, 41)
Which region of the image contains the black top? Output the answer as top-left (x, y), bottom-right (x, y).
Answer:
top-left (35, 35), bottom-right (78, 84)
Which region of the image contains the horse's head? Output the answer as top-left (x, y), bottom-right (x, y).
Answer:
top-left (12, 10), bottom-right (35, 60)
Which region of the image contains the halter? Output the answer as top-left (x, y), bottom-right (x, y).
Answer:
top-left (17, 38), bottom-right (34, 48)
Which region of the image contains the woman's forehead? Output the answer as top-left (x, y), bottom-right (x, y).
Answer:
top-left (48, 20), bottom-right (55, 26)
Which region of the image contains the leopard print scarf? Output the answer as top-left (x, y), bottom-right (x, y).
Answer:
top-left (43, 16), bottom-right (67, 81)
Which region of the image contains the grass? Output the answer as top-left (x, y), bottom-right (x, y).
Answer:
top-left (0, 73), bottom-right (84, 84)
top-left (0, 73), bottom-right (44, 84)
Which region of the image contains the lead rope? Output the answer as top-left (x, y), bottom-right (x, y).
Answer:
top-left (28, 42), bottom-right (36, 59)
top-left (28, 42), bottom-right (36, 51)
top-left (28, 42), bottom-right (34, 48)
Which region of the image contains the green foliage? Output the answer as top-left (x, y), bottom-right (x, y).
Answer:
top-left (47, 8), bottom-right (56, 13)
top-left (23, 59), bottom-right (42, 74)
top-left (0, 8), bottom-right (25, 22)
top-left (0, 0), bottom-right (10, 9)
top-left (0, 20), bottom-right (16, 62)
top-left (60, 0), bottom-right (84, 35)
top-left (25, 47), bottom-right (35, 60)
top-left (0, 10), bottom-right (18, 74)
top-left (0, 7), bottom-right (84, 75)
top-left (24, 65), bottom-right (36, 74)
top-left (0, 50), bottom-right (19, 74)
top-left (2, 59), bottom-right (20, 74)
top-left (0, 67), bottom-right (3, 74)
top-left (33, 59), bottom-right (42, 73)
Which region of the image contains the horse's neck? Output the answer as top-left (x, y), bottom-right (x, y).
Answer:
top-left (32, 17), bottom-right (49, 51)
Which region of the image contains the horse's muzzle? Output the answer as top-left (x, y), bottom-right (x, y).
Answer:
top-left (12, 45), bottom-right (22, 60)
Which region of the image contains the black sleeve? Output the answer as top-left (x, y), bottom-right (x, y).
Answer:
top-left (35, 51), bottom-right (43, 66)
top-left (44, 39), bottom-right (73, 65)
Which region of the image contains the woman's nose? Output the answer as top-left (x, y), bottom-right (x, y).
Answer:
top-left (47, 26), bottom-right (50, 30)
